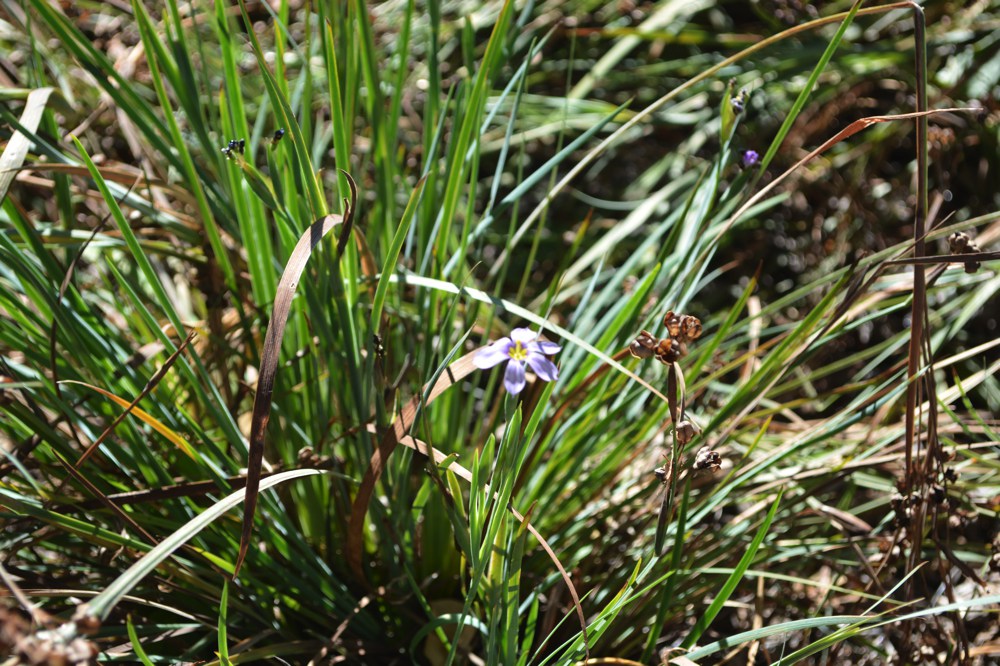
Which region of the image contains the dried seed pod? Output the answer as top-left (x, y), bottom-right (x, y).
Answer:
top-left (654, 465), bottom-right (668, 483)
top-left (662, 311), bottom-right (681, 338)
top-left (71, 607), bottom-right (102, 635)
top-left (949, 231), bottom-right (970, 253)
top-left (675, 420), bottom-right (698, 445)
top-left (949, 231), bottom-right (982, 273)
top-left (930, 484), bottom-right (946, 504)
top-left (943, 467), bottom-right (958, 483)
top-left (694, 446), bottom-right (721, 472)
top-left (679, 315), bottom-right (702, 341)
top-left (297, 446), bottom-right (321, 467)
top-left (654, 338), bottom-right (685, 364)
top-left (629, 330), bottom-right (659, 359)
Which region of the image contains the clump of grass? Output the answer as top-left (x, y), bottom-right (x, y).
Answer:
top-left (1, 0), bottom-right (998, 664)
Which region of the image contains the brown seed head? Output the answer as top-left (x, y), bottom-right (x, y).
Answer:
top-left (949, 231), bottom-right (970, 253)
top-left (679, 315), bottom-right (702, 341)
top-left (676, 420), bottom-right (698, 445)
top-left (629, 330), bottom-right (659, 359)
top-left (654, 338), bottom-right (685, 364)
top-left (694, 446), bottom-right (721, 472)
top-left (662, 311), bottom-right (681, 338)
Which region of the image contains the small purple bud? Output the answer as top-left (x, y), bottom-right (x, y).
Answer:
top-left (741, 149), bottom-right (759, 169)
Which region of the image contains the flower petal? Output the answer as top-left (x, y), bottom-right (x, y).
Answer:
top-left (510, 328), bottom-right (536, 345)
top-left (534, 340), bottom-right (561, 355)
top-left (526, 353), bottom-right (559, 382)
top-left (474, 338), bottom-right (512, 369)
top-left (504, 359), bottom-right (526, 394)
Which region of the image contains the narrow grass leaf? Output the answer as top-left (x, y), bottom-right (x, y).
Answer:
top-left (126, 615), bottom-right (155, 666)
top-left (81, 468), bottom-right (325, 621)
top-left (60, 380), bottom-right (195, 460)
top-left (681, 490), bottom-right (783, 649)
top-left (371, 177), bottom-right (427, 334)
top-left (218, 578), bottom-right (233, 666)
top-left (0, 87), bottom-right (52, 203)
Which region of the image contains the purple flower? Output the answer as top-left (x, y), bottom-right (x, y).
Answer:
top-left (741, 149), bottom-right (759, 168)
top-left (474, 327), bottom-right (561, 395)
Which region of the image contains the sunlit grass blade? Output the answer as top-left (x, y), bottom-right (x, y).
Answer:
top-left (0, 87), bottom-right (53, 203)
top-left (81, 468), bottom-right (325, 622)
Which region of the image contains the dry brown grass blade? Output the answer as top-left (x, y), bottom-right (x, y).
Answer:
top-left (10, 162), bottom-right (167, 189)
top-left (73, 331), bottom-right (196, 467)
top-left (717, 107), bottom-right (979, 244)
top-left (0, 561), bottom-right (55, 627)
top-left (655, 363), bottom-right (683, 554)
top-left (351, 226), bottom-right (380, 282)
top-left (53, 451), bottom-right (159, 546)
top-left (346, 351), bottom-right (481, 580)
top-left (62, 463), bottom-right (337, 510)
top-left (234, 176), bottom-right (357, 578)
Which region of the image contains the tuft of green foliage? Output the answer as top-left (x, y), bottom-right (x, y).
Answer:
top-left (1, 0), bottom-right (998, 664)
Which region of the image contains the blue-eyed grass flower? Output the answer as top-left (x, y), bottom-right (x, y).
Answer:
top-left (474, 327), bottom-right (561, 395)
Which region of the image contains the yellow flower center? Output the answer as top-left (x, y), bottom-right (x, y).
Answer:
top-left (508, 341), bottom-right (528, 361)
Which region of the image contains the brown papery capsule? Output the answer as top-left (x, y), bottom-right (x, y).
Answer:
top-left (949, 231), bottom-right (970, 253)
top-left (694, 446), bottom-right (721, 472)
top-left (679, 315), bottom-right (702, 342)
top-left (655, 338), bottom-right (683, 364)
top-left (676, 420), bottom-right (698, 445)
top-left (662, 310), bottom-right (681, 338)
top-left (629, 330), bottom-right (659, 359)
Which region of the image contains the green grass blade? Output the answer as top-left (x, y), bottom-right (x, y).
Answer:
top-left (681, 490), bottom-right (783, 649)
top-left (81, 469), bottom-right (324, 621)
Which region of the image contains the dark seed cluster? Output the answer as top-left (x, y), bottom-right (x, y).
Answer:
top-left (948, 231), bottom-right (981, 274)
top-left (890, 491), bottom-right (923, 528)
top-left (632, 312), bottom-right (721, 479)
top-left (221, 137), bottom-right (246, 158)
top-left (694, 445), bottom-right (722, 472)
top-left (730, 85), bottom-right (749, 114)
top-left (629, 311), bottom-right (703, 365)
